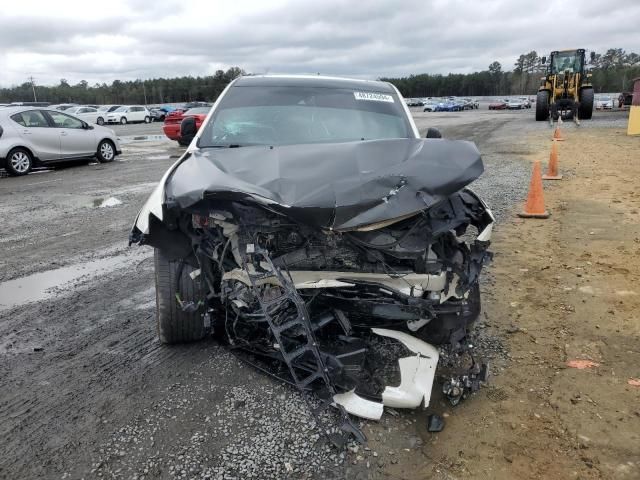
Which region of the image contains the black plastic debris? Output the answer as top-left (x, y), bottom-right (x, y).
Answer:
top-left (427, 414), bottom-right (445, 432)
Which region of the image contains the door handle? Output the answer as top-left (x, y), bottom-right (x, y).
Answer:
top-left (60, 131), bottom-right (68, 136)
top-left (22, 130), bottom-right (32, 135)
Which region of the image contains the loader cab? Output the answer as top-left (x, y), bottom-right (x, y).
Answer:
top-left (544, 49), bottom-right (586, 75)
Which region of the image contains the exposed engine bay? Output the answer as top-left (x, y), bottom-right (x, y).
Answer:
top-left (131, 138), bottom-right (494, 444)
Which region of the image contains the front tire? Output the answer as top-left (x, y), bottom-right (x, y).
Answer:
top-left (535, 90), bottom-right (550, 121)
top-left (144, 116), bottom-right (151, 124)
top-left (120, 117), bottom-right (127, 125)
top-left (578, 87), bottom-right (594, 120)
top-left (97, 117), bottom-right (105, 125)
top-left (5, 148), bottom-right (33, 176)
top-left (154, 249), bottom-right (208, 344)
top-left (96, 139), bottom-right (115, 163)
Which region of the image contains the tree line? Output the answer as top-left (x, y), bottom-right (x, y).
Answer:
top-left (1, 49), bottom-right (638, 105)
top-left (383, 48), bottom-right (640, 98)
top-left (0, 67), bottom-right (245, 105)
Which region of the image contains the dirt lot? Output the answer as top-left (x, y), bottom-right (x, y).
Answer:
top-left (1, 108), bottom-right (638, 479)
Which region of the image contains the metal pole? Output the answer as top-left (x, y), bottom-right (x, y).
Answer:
top-left (142, 81), bottom-right (148, 106)
top-left (29, 76), bottom-right (37, 102)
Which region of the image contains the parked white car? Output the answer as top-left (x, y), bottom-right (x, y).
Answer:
top-left (518, 97), bottom-right (532, 108)
top-left (505, 98), bottom-right (524, 110)
top-left (105, 106), bottom-right (151, 125)
top-left (422, 102), bottom-right (437, 112)
top-left (595, 96), bottom-right (613, 110)
top-left (49, 104), bottom-right (78, 111)
top-left (98, 105), bottom-right (122, 114)
top-left (65, 106), bottom-right (106, 125)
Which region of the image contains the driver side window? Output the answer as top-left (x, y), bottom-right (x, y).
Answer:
top-left (48, 111), bottom-right (84, 129)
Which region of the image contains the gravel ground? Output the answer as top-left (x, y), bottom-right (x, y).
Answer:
top-left (0, 108), bottom-right (631, 479)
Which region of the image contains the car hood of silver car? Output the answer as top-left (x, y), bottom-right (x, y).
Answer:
top-left (162, 138), bottom-right (484, 231)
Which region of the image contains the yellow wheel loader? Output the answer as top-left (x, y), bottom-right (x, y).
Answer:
top-left (535, 49), bottom-right (595, 122)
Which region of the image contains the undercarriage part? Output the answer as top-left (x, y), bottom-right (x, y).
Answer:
top-left (442, 356), bottom-right (489, 406)
top-left (427, 414), bottom-right (445, 432)
top-left (240, 246), bottom-right (366, 446)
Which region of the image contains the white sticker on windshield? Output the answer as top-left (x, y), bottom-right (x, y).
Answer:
top-left (354, 92), bottom-right (394, 103)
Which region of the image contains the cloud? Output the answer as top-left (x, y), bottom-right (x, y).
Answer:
top-left (1, 0), bottom-right (639, 86)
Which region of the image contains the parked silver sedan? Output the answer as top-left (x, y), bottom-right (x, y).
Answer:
top-left (0, 107), bottom-right (121, 176)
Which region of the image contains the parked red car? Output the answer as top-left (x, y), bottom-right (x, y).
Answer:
top-left (488, 100), bottom-right (507, 110)
top-left (162, 107), bottom-right (211, 146)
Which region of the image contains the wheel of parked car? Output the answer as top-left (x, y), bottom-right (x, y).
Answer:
top-left (96, 139), bottom-right (116, 163)
top-left (144, 116), bottom-right (151, 124)
top-left (154, 248), bottom-right (208, 344)
top-left (96, 117), bottom-right (105, 126)
top-left (120, 117), bottom-right (127, 125)
top-left (5, 147), bottom-right (33, 176)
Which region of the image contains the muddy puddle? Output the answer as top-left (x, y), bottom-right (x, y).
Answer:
top-left (118, 134), bottom-right (169, 144)
top-left (0, 249), bottom-right (151, 312)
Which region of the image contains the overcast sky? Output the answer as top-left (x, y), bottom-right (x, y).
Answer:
top-left (1, 0), bottom-right (638, 87)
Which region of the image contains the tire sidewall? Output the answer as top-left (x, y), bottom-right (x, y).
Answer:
top-left (154, 249), bottom-right (207, 344)
top-left (5, 148), bottom-right (33, 176)
top-left (97, 117), bottom-right (105, 125)
top-left (96, 140), bottom-right (115, 163)
top-left (120, 117), bottom-right (127, 125)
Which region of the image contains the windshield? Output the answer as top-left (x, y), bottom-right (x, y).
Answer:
top-left (114, 106), bottom-right (128, 112)
top-left (198, 85), bottom-right (412, 147)
top-left (551, 52), bottom-right (582, 74)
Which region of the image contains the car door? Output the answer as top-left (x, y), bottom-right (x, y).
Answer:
top-left (132, 107), bottom-right (144, 122)
top-left (45, 110), bottom-right (96, 159)
top-left (79, 107), bottom-right (99, 124)
top-left (9, 110), bottom-right (61, 161)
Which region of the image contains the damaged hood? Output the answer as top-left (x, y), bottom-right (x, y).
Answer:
top-left (164, 138), bottom-right (483, 230)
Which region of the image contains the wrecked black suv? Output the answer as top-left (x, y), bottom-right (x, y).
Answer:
top-left (131, 75), bottom-right (494, 440)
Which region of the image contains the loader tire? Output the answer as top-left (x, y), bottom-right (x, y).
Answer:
top-left (578, 87), bottom-right (594, 120)
top-left (535, 90), bottom-right (550, 121)
top-left (154, 248), bottom-right (208, 344)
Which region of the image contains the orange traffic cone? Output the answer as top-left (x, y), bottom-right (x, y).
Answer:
top-left (543, 140), bottom-right (563, 180)
top-left (552, 126), bottom-right (565, 141)
top-left (518, 161), bottom-right (550, 218)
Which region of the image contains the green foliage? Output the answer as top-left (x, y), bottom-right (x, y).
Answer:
top-left (382, 49), bottom-right (640, 97)
top-left (0, 67), bottom-right (246, 104)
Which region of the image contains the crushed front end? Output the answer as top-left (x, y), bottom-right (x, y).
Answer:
top-left (131, 138), bottom-right (494, 442)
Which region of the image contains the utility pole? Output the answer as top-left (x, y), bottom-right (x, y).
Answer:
top-left (29, 76), bottom-right (37, 102)
top-left (142, 80), bottom-right (148, 106)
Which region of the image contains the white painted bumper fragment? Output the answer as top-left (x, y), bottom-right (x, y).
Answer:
top-left (332, 328), bottom-right (439, 420)
top-left (332, 390), bottom-right (385, 420)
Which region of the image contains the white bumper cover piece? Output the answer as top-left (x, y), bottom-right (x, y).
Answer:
top-left (333, 328), bottom-right (439, 420)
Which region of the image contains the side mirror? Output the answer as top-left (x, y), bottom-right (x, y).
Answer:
top-left (180, 116), bottom-right (197, 137)
top-left (425, 127), bottom-right (442, 139)
top-left (82, 122), bottom-right (93, 130)
top-left (541, 56), bottom-right (546, 65)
